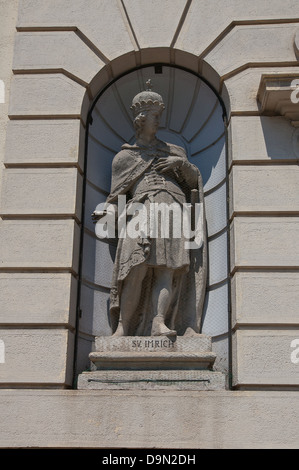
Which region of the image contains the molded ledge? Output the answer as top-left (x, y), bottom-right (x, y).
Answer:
top-left (89, 351), bottom-right (217, 370)
top-left (257, 74), bottom-right (299, 124)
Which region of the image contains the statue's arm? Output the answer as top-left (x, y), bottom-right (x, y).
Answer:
top-left (92, 150), bottom-right (128, 222)
top-left (154, 146), bottom-right (199, 189)
top-left (169, 145), bottom-right (199, 189)
top-left (176, 158), bottom-right (199, 189)
top-left (91, 202), bottom-right (118, 223)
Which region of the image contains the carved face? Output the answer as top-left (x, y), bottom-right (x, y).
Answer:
top-left (140, 108), bottom-right (161, 136)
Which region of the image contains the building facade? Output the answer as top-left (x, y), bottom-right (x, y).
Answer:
top-left (0, 0), bottom-right (299, 448)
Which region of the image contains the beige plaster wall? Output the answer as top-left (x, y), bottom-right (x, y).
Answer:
top-left (0, 0), bottom-right (299, 448)
top-left (0, 0), bottom-right (19, 194)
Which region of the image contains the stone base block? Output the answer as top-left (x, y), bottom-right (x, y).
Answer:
top-left (77, 369), bottom-right (226, 391)
top-left (90, 335), bottom-right (216, 370)
top-left (77, 335), bottom-right (226, 390)
top-left (89, 350), bottom-right (217, 370)
top-left (95, 335), bottom-right (212, 352)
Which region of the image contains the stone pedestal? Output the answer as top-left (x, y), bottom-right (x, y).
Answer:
top-left (77, 335), bottom-right (226, 391)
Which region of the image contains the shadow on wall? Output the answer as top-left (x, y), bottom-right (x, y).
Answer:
top-left (261, 116), bottom-right (299, 160)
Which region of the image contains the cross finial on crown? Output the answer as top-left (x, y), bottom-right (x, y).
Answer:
top-left (130, 80), bottom-right (165, 116)
top-left (146, 79), bottom-right (153, 91)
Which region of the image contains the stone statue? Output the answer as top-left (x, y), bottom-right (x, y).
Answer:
top-left (93, 80), bottom-right (207, 337)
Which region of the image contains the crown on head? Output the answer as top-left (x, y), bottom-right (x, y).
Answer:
top-left (131, 79), bottom-right (165, 116)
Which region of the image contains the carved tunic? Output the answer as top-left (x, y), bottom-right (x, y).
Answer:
top-left (128, 158), bottom-right (189, 270)
top-left (131, 163), bottom-right (185, 199)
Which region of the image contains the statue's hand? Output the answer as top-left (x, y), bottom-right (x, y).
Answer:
top-left (154, 156), bottom-right (184, 173)
top-left (91, 210), bottom-right (107, 223)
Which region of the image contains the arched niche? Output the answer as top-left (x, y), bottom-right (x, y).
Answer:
top-left (75, 64), bottom-right (230, 377)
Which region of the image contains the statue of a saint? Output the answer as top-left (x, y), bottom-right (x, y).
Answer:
top-left (93, 81), bottom-right (207, 337)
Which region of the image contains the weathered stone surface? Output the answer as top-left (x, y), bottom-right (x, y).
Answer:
top-left (4, 119), bottom-right (85, 169)
top-left (0, 273), bottom-right (77, 326)
top-left (230, 217), bottom-right (299, 269)
top-left (232, 329), bottom-right (299, 386)
top-left (0, 168), bottom-right (82, 218)
top-left (0, 220), bottom-right (80, 271)
top-left (8, 74), bottom-right (87, 117)
top-left (231, 272), bottom-right (299, 327)
top-left (13, 31), bottom-right (104, 85)
top-left (78, 369), bottom-right (226, 391)
top-left (229, 116), bottom-right (298, 165)
top-left (229, 165), bottom-right (299, 215)
top-left (0, 329), bottom-right (74, 385)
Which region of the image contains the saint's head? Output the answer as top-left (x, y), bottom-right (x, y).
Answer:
top-left (131, 80), bottom-right (165, 140)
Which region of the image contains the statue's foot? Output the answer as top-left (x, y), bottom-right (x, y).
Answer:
top-left (183, 327), bottom-right (200, 337)
top-left (151, 317), bottom-right (176, 337)
top-left (112, 323), bottom-right (125, 337)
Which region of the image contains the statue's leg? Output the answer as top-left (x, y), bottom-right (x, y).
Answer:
top-left (151, 267), bottom-right (176, 337)
top-left (113, 263), bottom-right (147, 337)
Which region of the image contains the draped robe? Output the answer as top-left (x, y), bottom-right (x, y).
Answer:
top-left (105, 139), bottom-right (207, 336)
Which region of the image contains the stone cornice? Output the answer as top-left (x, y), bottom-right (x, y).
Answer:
top-left (257, 73), bottom-right (299, 126)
